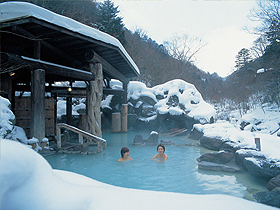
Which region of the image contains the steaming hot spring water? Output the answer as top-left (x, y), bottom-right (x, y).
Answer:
top-left (45, 131), bottom-right (267, 202)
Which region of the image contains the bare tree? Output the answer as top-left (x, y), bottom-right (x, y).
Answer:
top-left (250, 35), bottom-right (269, 59)
top-left (249, 0), bottom-right (280, 36)
top-left (163, 33), bottom-right (206, 64)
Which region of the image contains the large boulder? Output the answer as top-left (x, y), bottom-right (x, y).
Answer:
top-left (253, 187), bottom-right (280, 208)
top-left (146, 131), bottom-right (159, 145)
top-left (139, 95), bottom-right (157, 106)
top-left (199, 136), bottom-right (226, 151)
top-left (219, 141), bottom-right (242, 153)
top-left (235, 149), bottom-right (266, 170)
top-left (189, 126), bottom-right (204, 140)
top-left (243, 157), bottom-right (280, 179)
top-left (196, 151), bottom-right (234, 164)
top-left (141, 105), bottom-right (156, 117)
top-left (157, 113), bottom-right (197, 132)
top-left (134, 134), bottom-right (144, 145)
top-left (133, 131), bottom-right (159, 145)
top-left (267, 174), bottom-right (280, 191)
top-left (198, 161), bottom-right (243, 172)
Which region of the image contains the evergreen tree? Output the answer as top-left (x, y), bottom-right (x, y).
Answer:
top-left (235, 48), bottom-right (252, 70)
top-left (94, 0), bottom-right (125, 43)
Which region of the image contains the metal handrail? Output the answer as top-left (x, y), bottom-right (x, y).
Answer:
top-left (56, 123), bottom-right (106, 152)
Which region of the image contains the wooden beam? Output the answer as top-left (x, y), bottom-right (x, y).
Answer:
top-left (1, 53), bottom-right (94, 81)
top-left (14, 84), bottom-right (124, 98)
top-left (23, 56), bottom-right (95, 81)
top-left (85, 49), bottom-right (128, 83)
top-left (34, 40), bottom-right (41, 59)
top-left (12, 25), bottom-right (81, 66)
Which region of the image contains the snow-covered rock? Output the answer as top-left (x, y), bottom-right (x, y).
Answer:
top-left (244, 157), bottom-right (280, 179)
top-left (0, 96), bottom-right (15, 138)
top-left (127, 79), bottom-right (215, 123)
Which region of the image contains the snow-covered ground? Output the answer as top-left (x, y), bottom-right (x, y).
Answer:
top-left (194, 105), bottom-right (280, 161)
top-left (1, 139), bottom-right (278, 210)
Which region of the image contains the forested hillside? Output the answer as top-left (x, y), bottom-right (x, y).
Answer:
top-left (1, 0), bottom-right (279, 109)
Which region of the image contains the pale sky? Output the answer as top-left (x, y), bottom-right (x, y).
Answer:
top-left (108, 0), bottom-right (261, 77)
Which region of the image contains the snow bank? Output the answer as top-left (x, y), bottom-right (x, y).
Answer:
top-left (0, 96), bottom-right (15, 138)
top-left (241, 106), bottom-right (280, 134)
top-left (5, 126), bottom-right (28, 144)
top-left (1, 140), bottom-right (277, 210)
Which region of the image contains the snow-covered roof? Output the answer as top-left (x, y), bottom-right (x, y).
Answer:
top-left (0, 1), bottom-right (140, 78)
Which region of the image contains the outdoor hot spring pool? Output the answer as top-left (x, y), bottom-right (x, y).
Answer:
top-left (45, 131), bottom-right (267, 201)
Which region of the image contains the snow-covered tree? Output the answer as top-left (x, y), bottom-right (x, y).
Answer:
top-left (94, 0), bottom-right (125, 43)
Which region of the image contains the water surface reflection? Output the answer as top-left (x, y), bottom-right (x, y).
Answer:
top-left (45, 131), bottom-right (267, 201)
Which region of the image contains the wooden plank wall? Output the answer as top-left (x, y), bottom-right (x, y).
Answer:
top-left (14, 97), bottom-right (55, 138)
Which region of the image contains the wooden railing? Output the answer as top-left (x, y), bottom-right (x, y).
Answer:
top-left (56, 123), bottom-right (107, 152)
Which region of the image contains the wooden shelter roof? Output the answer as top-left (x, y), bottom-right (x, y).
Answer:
top-left (0, 2), bottom-right (140, 84)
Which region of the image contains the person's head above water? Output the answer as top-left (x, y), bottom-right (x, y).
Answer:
top-left (121, 147), bottom-right (129, 157)
top-left (151, 143), bottom-right (168, 162)
top-left (157, 144), bottom-right (165, 153)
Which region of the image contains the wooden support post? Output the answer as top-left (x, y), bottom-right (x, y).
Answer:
top-left (111, 112), bottom-right (121, 133)
top-left (30, 69), bottom-right (45, 142)
top-left (86, 62), bottom-right (103, 137)
top-left (122, 82), bottom-right (128, 104)
top-left (11, 79), bottom-right (15, 112)
top-left (66, 96), bottom-right (72, 125)
top-left (79, 133), bottom-right (83, 145)
top-left (54, 93), bottom-right (58, 138)
top-left (34, 40), bottom-right (41, 60)
top-left (102, 142), bottom-right (107, 150)
top-left (56, 125), bottom-right (61, 149)
top-left (97, 141), bottom-right (101, 152)
top-left (121, 104), bottom-right (128, 132)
